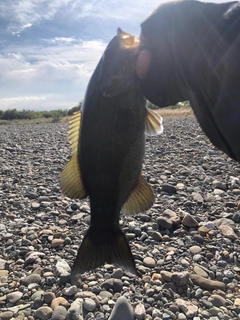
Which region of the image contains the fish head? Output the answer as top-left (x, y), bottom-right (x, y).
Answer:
top-left (99, 28), bottom-right (141, 98)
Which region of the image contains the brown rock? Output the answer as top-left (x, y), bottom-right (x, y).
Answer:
top-left (51, 297), bottom-right (70, 310)
top-left (190, 274), bottom-right (226, 290)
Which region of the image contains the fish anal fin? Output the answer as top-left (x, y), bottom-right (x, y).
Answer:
top-left (60, 154), bottom-right (87, 199)
top-left (123, 175), bottom-right (154, 215)
top-left (145, 107), bottom-right (163, 136)
top-left (71, 227), bottom-right (137, 279)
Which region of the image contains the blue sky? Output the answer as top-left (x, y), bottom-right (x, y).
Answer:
top-left (0, 0), bottom-right (232, 111)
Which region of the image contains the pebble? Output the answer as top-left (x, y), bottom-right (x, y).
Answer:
top-left (83, 298), bottom-right (97, 312)
top-left (190, 275), bottom-right (226, 290)
top-left (35, 306), bottom-right (53, 320)
top-left (51, 306), bottom-right (67, 320)
top-left (108, 296), bottom-right (134, 320)
top-left (143, 257), bottom-right (156, 268)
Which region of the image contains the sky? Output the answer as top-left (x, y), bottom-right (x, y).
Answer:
top-left (0, 0), bottom-right (233, 111)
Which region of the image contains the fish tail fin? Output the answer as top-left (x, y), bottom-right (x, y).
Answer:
top-left (71, 227), bottom-right (137, 278)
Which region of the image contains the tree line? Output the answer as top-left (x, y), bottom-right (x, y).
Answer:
top-left (0, 104), bottom-right (81, 122)
top-left (0, 100), bottom-right (190, 122)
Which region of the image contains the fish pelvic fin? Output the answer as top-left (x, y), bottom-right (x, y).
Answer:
top-left (60, 110), bottom-right (87, 199)
top-left (145, 107), bottom-right (163, 136)
top-left (71, 227), bottom-right (137, 278)
top-left (123, 174), bottom-right (154, 215)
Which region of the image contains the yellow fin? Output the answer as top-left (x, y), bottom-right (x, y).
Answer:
top-left (68, 111), bottom-right (81, 154)
top-left (145, 107), bottom-right (163, 136)
top-left (117, 28), bottom-right (140, 49)
top-left (60, 110), bottom-right (87, 199)
top-left (60, 154), bottom-right (87, 199)
top-left (123, 175), bottom-right (154, 215)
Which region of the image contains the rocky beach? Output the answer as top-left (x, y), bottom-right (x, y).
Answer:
top-left (0, 116), bottom-right (240, 320)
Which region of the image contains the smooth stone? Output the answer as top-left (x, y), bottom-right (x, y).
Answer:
top-left (83, 298), bottom-right (96, 312)
top-left (218, 225), bottom-right (238, 240)
top-left (0, 258), bottom-right (7, 269)
top-left (43, 292), bottom-right (56, 304)
top-left (213, 218), bottom-right (235, 228)
top-left (21, 274), bottom-right (41, 286)
top-left (190, 275), bottom-right (226, 290)
top-left (51, 306), bottom-right (67, 320)
top-left (31, 202), bottom-right (40, 209)
top-left (51, 297), bottom-right (70, 310)
top-left (111, 268), bottom-right (123, 279)
top-left (182, 214), bottom-right (198, 227)
top-left (35, 306), bottom-right (53, 320)
top-left (171, 271), bottom-right (190, 286)
top-left (0, 311), bottom-right (14, 320)
top-left (51, 239), bottom-right (65, 248)
top-left (175, 299), bottom-right (198, 317)
top-left (109, 296), bottom-right (134, 320)
top-left (163, 209), bottom-right (177, 218)
top-left (67, 298), bottom-right (83, 319)
top-left (208, 294), bottom-right (226, 307)
top-left (160, 270), bottom-right (173, 282)
top-left (192, 192), bottom-right (204, 203)
top-left (6, 291), bottom-right (23, 304)
top-left (143, 257), bottom-right (156, 268)
top-left (193, 265), bottom-right (208, 278)
top-left (54, 259), bottom-right (71, 276)
top-left (157, 216), bottom-right (172, 229)
top-left (162, 184), bottom-right (177, 194)
top-left (189, 246), bottom-right (202, 254)
top-left (134, 302), bottom-right (146, 320)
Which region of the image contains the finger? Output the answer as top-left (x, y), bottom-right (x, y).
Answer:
top-left (135, 49), bottom-right (151, 79)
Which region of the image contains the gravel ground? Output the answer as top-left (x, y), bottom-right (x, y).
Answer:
top-left (0, 116), bottom-right (240, 320)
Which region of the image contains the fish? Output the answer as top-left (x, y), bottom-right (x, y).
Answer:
top-left (60, 28), bottom-right (163, 278)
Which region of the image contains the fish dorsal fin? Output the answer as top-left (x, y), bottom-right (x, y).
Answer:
top-left (60, 111), bottom-right (87, 199)
top-left (123, 175), bottom-right (154, 215)
top-left (145, 107), bottom-right (164, 136)
top-left (117, 28), bottom-right (140, 49)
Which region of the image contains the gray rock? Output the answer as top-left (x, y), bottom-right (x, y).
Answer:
top-left (0, 258), bottom-right (7, 270)
top-left (21, 274), bottom-right (41, 286)
top-left (192, 192), bottom-right (204, 203)
top-left (109, 296), bottom-right (134, 320)
top-left (143, 257), bottom-right (156, 268)
top-left (190, 275), bottom-right (226, 290)
top-left (182, 214), bottom-right (198, 227)
top-left (52, 306), bottom-right (67, 320)
top-left (54, 259), bottom-right (71, 276)
top-left (157, 216), bottom-right (172, 229)
top-left (111, 268), bottom-right (123, 279)
top-left (83, 298), bottom-right (96, 312)
top-left (0, 311), bottom-right (14, 320)
top-left (175, 299), bottom-right (198, 318)
top-left (62, 285), bottom-right (78, 296)
top-left (35, 306), bottom-right (52, 320)
top-left (171, 271), bottom-right (190, 286)
top-left (219, 225), bottom-right (238, 240)
top-left (134, 302), bottom-right (146, 320)
top-left (208, 294), bottom-right (226, 307)
top-left (66, 298), bottom-right (83, 320)
top-left (6, 291), bottom-right (23, 304)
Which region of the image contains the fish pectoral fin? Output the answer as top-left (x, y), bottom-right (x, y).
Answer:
top-left (60, 154), bottom-right (87, 199)
top-left (71, 227), bottom-right (137, 279)
top-left (145, 107), bottom-right (163, 136)
top-left (123, 175), bottom-right (154, 215)
top-left (68, 110), bottom-right (81, 154)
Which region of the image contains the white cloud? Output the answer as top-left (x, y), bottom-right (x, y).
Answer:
top-left (0, 38), bottom-right (107, 110)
